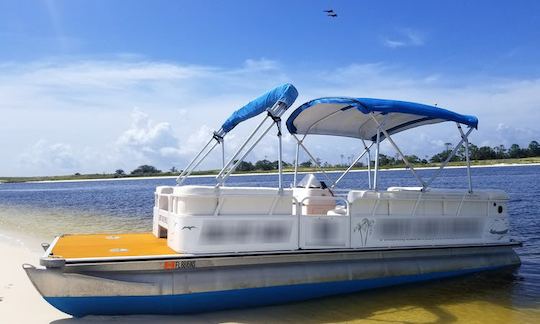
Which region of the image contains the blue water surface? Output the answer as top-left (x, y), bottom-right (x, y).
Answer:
top-left (0, 165), bottom-right (538, 311)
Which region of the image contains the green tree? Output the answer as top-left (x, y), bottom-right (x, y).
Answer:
top-left (508, 144), bottom-right (524, 158)
top-left (254, 159), bottom-right (274, 170)
top-left (299, 160), bottom-right (313, 168)
top-left (430, 149), bottom-right (460, 163)
top-left (468, 143), bottom-right (480, 160)
top-left (405, 155), bottom-right (421, 164)
top-left (379, 153), bottom-right (393, 165)
top-left (476, 146), bottom-right (497, 160)
top-left (131, 165), bottom-right (161, 175)
top-left (527, 140), bottom-right (540, 157)
top-left (493, 145), bottom-right (507, 159)
top-left (236, 161), bottom-right (255, 171)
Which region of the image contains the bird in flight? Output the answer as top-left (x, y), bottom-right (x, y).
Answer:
top-left (324, 9), bottom-right (338, 17)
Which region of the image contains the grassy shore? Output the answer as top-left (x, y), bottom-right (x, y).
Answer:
top-left (1, 157), bottom-right (539, 183)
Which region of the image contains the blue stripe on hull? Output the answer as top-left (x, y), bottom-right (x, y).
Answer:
top-left (45, 266), bottom-right (502, 317)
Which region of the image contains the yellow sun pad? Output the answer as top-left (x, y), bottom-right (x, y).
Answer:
top-left (51, 232), bottom-right (177, 259)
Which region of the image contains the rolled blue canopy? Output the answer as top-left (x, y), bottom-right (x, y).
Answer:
top-left (286, 97), bottom-right (478, 141)
top-left (221, 83), bottom-right (298, 133)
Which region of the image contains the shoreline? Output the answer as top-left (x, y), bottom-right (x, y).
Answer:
top-left (0, 234), bottom-right (69, 323)
top-left (6, 161), bottom-right (540, 184)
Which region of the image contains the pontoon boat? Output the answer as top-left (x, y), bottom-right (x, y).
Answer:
top-left (24, 84), bottom-right (520, 317)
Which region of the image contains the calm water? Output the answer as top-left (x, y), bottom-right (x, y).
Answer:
top-left (0, 166), bottom-right (539, 322)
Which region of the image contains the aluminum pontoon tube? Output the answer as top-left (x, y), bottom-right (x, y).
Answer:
top-left (25, 244), bottom-right (520, 317)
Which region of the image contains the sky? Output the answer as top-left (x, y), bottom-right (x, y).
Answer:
top-left (1, 0), bottom-right (539, 176)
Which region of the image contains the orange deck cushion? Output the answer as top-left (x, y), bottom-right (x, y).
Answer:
top-left (51, 232), bottom-right (178, 259)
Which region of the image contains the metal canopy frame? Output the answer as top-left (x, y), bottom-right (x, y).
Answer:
top-left (176, 130), bottom-right (226, 185)
top-left (177, 101), bottom-right (290, 190)
top-left (292, 134), bottom-right (375, 190)
top-left (217, 101), bottom-right (288, 188)
top-left (291, 112), bottom-right (475, 193)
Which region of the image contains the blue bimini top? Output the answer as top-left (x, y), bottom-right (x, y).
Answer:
top-left (286, 97), bottom-right (478, 141)
top-left (221, 83), bottom-right (298, 133)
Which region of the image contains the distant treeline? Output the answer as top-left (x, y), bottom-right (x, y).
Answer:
top-left (381, 140), bottom-right (540, 166)
top-left (109, 140), bottom-right (540, 176)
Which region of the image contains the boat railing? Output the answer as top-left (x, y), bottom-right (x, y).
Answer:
top-left (346, 191), bottom-right (507, 218)
top-left (155, 188), bottom-right (507, 225)
top-left (153, 187), bottom-right (510, 252)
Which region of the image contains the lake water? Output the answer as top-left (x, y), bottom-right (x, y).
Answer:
top-left (0, 165), bottom-right (539, 322)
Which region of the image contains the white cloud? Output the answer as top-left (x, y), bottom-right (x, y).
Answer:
top-left (19, 140), bottom-right (79, 175)
top-left (2, 57), bottom-right (540, 176)
top-left (493, 123), bottom-right (540, 147)
top-left (115, 108), bottom-right (183, 167)
top-left (382, 29), bottom-right (425, 49)
top-left (243, 58), bottom-right (279, 71)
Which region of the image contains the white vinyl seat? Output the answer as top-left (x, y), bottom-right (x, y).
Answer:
top-left (218, 187), bottom-right (294, 215)
top-left (348, 190), bottom-right (389, 216)
top-left (172, 185), bottom-right (219, 215)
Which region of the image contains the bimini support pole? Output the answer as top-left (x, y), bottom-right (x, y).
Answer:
top-left (216, 102), bottom-right (289, 186)
top-left (177, 131), bottom-right (223, 185)
top-left (293, 141), bottom-right (300, 186)
top-left (331, 142), bottom-right (374, 189)
top-left (221, 138), bottom-right (225, 169)
top-left (373, 128), bottom-right (381, 190)
top-left (361, 139), bottom-right (372, 189)
top-left (292, 134), bottom-right (333, 184)
top-left (271, 113), bottom-right (284, 191)
top-left (370, 114), bottom-right (427, 189)
top-left (367, 148), bottom-right (372, 189)
top-left (216, 116), bottom-right (271, 185)
top-left (425, 125), bottom-right (474, 188)
top-left (217, 118), bottom-right (274, 185)
top-left (372, 113), bottom-right (390, 191)
top-left (458, 124), bottom-right (473, 193)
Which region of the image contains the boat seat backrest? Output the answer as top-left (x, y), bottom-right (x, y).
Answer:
top-left (218, 187), bottom-right (294, 215)
top-left (385, 187), bottom-right (507, 216)
top-left (173, 185), bottom-right (219, 215)
top-left (347, 190), bottom-right (389, 216)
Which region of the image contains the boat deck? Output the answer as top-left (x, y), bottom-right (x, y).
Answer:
top-left (50, 233), bottom-right (177, 259)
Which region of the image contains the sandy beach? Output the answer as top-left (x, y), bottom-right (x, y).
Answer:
top-left (0, 233), bottom-right (70, 323)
